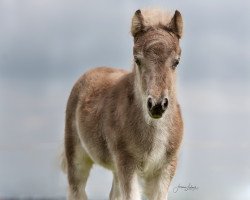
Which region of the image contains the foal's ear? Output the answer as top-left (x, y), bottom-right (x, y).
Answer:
top-left (167, 10), bottom-right (183, 39)
top-left (131, 9), bottom-right (145, 37)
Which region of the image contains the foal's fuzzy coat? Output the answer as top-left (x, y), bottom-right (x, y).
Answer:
top-left (62, 8), bottom-right (184, 200)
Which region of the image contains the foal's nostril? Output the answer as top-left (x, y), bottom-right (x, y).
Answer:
top-left (162, 98), bottom-right (168, 111)
top-left (147, 97), bottom-right (153, 110)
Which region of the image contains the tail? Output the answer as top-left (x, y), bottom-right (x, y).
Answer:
top-left (60, 143), bottom-right (67, 174)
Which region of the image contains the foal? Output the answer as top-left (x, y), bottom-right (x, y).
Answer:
top-left (62, 8), bottom-right (184, 200)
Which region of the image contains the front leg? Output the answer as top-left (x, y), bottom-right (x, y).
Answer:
top-left (144, 158), bottom-right (177, 200)
top-left (114, 153), bottom-right (141, 200)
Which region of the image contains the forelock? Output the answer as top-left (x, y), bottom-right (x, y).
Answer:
top-left (140, 8), bottom-right (174, 29)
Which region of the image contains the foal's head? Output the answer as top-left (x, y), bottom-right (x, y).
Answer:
top-left (131, 8), bottom-right (183, 119)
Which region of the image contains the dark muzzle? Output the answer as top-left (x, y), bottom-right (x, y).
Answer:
top-left (147, 97), bottom-right (168, 119)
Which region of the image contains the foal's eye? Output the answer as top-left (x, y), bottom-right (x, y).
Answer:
top-left (134, 58), bottom-right (141, 67)
top-left (172, 58), bottom-right (180, 69)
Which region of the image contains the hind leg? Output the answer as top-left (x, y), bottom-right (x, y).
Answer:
top-left (65, 117), bottom-right (93, 200)
top-left (66, 142), bottom-right (93, 200)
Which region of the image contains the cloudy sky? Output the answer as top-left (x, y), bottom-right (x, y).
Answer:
top-left (0, 0), bottom-right (250, 199)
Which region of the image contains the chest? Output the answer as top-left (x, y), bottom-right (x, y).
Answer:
top-left (139, 127), bottom-right (170, 174)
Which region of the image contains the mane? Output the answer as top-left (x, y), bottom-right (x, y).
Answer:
top-left (131, 8), bottom-right (174, 34)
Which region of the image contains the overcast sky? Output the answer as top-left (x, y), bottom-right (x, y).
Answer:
top-left (0, 0), bottom-right (250, 200)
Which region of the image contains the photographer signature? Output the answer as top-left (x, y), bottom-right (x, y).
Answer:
top-left (173, 183), bottom-right (199, 193)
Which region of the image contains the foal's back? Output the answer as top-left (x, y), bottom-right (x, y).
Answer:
top-left (75, 67), bottom-right (127, 105)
